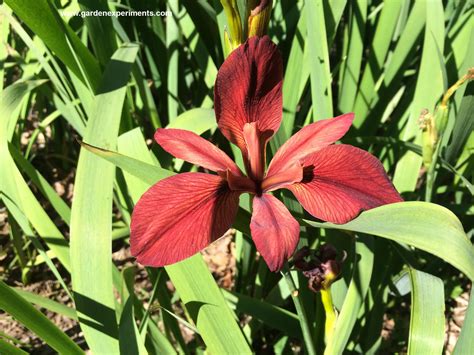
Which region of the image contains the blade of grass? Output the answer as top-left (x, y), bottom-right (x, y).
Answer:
top-left (325, 234), bottom-right (374, 355)
top-left (407, 269), bottom-right (445, 354)
top-left (271, 3), bottom-right (307, 151)
top-left (2, 197), bottom-right (72, 298)
top-left (0, 280), bottom-right (83, 354)
top-left (358, 0), bottom-right (426, 133)
top-left (119, 298), bottom-right (148, 355)
top-left (453, 289), bottom-right (474, 354)
top-left (307, 0), bottom-right (333, 121)
top-left (325, 0), bottom-right (347, 45)
top-left (118, 267), bottom-right (148, 355)
top-left (7, 212), bottom-right (29, 284)
top-left (352, 0), bottom-right (403, 126)
top-left (0, 80), bottom-right (71, 269)
top-left (14, 288), bottom-right (77, 320)
top-left (223, 289), bottom-right (301, 338)
top-left (383, 1), bottom-right (427, 86)
top-left (446, 81), bottom-right (474, 164)
top-left (303, 0), bottom-right (333, 121)
top-left (0, 6), bottom-right (11, 94)
top-left (392, 0), bottom-right (445, 193)
top-left (9, 143), bottom-right (71, 225)
top-left (81, 141), bottom-right (173, 185)
top-left (77, 0), bottom-right (117, 65)
top-left (167, 0), bottom-right (180, 122)
top-left (338, 0), bottom-right (367, 114)
top-left (167, 107), bottom-right (217, 134)
top-left (70, 43), bottom-right (139, 353)
top-left (4, 0), bottom-right (101, 90)
top-left (3, 9), bottom-right (87, 130)
top-left (0, 338), bottom-right (28, 355)
top-left (281, 265), bottom-right (316, 355)
top-left (181, 0), bottom-right (223, 66)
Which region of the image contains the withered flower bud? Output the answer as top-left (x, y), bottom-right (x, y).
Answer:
top-left (418, 109), bottom-right (437, 169)
top-left (247, 0), bottom-right (273, 37)
top-left (293, 244), bottom-right (345, 293)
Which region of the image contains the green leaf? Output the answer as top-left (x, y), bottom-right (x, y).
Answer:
top-left (9, 143), bottom-right (71, 225)
top-left (325, 234), bottom-right (374, 355)
top-left (118, 267), bottom-right (149, 355)
top-left (272, 4), bottom-right (308, 150)
top-left (0, 338), bottom-right (28, 355)
top-left (0, 80), bottom-right (47, 141)
top-left (352, 0), bottom-right (403, 126)
top-left (223, 289), bottom-right (301, 338)
top-left (181, 0), bottom-right (223, 66)
top-left (81, 141), bottom-right (174, 186)
top-left (0, 80), bottom-right (71, 269)
top-left (119, 298), bottom-right (148, 355)
top-left (77, 0), bottom-right (117, 65)
top-left (166, 258), bottom-right (251, 353)
top-left (446, 81), bottom-right (474, 164)
top-left (393, 0), bottom-right (445, 192)
top-left (325, 0), bottom-right (347, 44)
top-left (307, 0), bottom-right (333, 121)
top-left (0, 280), bottom-right (83, 354)
top-left (70, 43), bottom-right (139, 353)
top-left (167, 0), bottom-right (180, 122)
top-left (407, 269), bottom-right (445, 355)
top-left (14, 289), bottom-right (77, 320)
top-left (338, 0), bottom-right (367, 113)
top-left (383, 0), bottom-right (427, 85)
top-left (4, 0), bottom-right (101, 91)
top-left (453, 289), bottom-right (474, 354)
top-left (303, 202), bottom-right (474, 281)
top-left (167, 107), bottom-right (217, 134)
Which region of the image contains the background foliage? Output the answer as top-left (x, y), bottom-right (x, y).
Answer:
top-left (0, 0), bottom-right (473, 353)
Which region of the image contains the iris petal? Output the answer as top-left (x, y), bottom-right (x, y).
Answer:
top-left (287, 144), bottom-right (403, 224)
top-left (266, 113), bottom-right (354, 178)
top-left (250, 193), bottom-right (300, 272)
top-left (155, 128), bottom-right (242, 176)
top-left (131, 173), bottom-right (240, 267)
top-left (214, 36), bottom-right (283, 154)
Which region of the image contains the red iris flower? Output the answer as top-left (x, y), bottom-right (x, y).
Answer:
top-left (130, 36), bottom-right (402, 272)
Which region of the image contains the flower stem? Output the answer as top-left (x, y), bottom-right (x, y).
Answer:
top-left (321, 288), bottom-right (336, 345)
top-left (282, 266), bottom-right (316, 355)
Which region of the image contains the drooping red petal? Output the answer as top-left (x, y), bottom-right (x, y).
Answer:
top-left (266, 113), bottom-right (354, 178)
top-left (155, 128), bottom-right (242, 176)
top-left (287, 144), bottom-right (403, 224)
top-left (214, 36), bottom-right (283, 152)
top-left (130, 173), bottom-right (240, 267)
top-left (250, 193), bottom-right (300, 272)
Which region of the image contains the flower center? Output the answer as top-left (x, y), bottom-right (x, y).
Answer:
top-left (243, 122), bottom-right (269, 182)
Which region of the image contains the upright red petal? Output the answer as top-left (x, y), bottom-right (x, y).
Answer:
top-left (287, 144), bottom-right (403, 224)
top-left (214, 36), bottom-right (283, 152)
top-left (130, 173), bottom-right (240, 267)
top-left (266, 113), bottom-right (354, 178)
top-left (155, 128), bottom-right (242, 176)
top-left (250, 194), bottom-right (300, 272)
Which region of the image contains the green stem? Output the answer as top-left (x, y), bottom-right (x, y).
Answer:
top-left (321, 288), bottom-right (336, 345)
top-left (425, 135), bottom-right (442, 202)
top-left (282, 266), bottom-right (316, 355)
